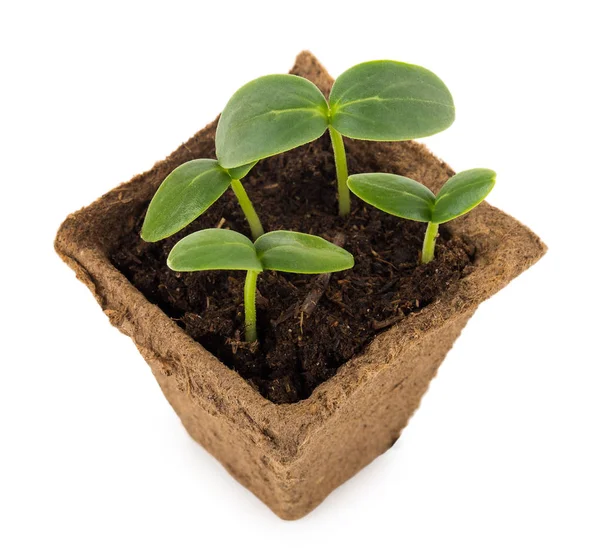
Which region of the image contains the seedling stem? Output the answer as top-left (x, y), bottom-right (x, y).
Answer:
top-left (231, 178), bottom-right (264, 239)
top-left (329, 127), bottom-right (350, 216)
top-left (421, 222), bottom-right (439, 264)
top-left (244, 269), bottom-right (259, 342)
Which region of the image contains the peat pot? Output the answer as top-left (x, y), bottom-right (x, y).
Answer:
top-left (55, 52), bottom-right (546, 520)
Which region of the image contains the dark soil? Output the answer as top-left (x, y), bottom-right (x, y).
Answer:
top-left (111, 135), bottom-right (474, 404)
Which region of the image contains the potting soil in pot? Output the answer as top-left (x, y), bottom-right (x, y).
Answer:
top-left (111, 134), bottom-right (474, 404)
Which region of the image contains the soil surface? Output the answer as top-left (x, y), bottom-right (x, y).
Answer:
top-left (111, 135), bottom-right (474, 404)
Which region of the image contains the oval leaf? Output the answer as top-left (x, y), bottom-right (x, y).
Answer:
top-left (141, 160), bottom-right (231, 242)
top-left (167, 229), bottom-right (262, 272)
top-left (216, 75), bottom-right (329, 168)
top-left (329, 60), bottom-right (455, 140)
top-left (255, 231), bottom-right (354, 274)
top-left (347, 173), bottom-right (435, 222)
top-left (432, 168), bottom-right (496, 224)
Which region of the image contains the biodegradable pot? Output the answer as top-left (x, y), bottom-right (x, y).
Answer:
top-left (55, 51), bottom-right (546, 520)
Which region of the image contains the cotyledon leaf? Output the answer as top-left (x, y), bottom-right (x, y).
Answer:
top-left (329, 60), bottom-right (455, 141)
top-left (347, 173), bottom-right (436, 222)
top-left (432, 168), bottom-right (496, 223)
top-left (255, 231), bottom-right (354, 274)
top-left (167, 229), bottom-right (263, 272)
top-left (216, 74), bottom-right (330, 168)
top-left (141, 159), bottom-right (232, 242)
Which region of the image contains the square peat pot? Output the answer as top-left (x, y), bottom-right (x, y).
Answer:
top-left (55, 52), bottom-right (546, 520)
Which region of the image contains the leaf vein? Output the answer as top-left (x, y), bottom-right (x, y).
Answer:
top-left (337, 96), bottom-right (453, 111)
top-left (225, 107), bottom-right (326, 132)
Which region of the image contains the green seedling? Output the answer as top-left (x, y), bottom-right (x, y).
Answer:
top-left (167, 229), bottom-right (354, 342)
top-left (141, 159), bottom-right (263, 243)
top-left (347, 168), bottom-right (496, 263)
top-left (216, 61), bottom-right (455, 216)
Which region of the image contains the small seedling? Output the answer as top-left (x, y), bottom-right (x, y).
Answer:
top-left (216, 61), bottom-right (455, 216)
top-left (167, 229), bottom-right (354, 341)
top-left (141, 159), bottom-right (263, 243)
top-left (347, 168), bottom-right (496, 263)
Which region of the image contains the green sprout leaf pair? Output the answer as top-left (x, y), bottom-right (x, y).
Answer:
top-left (141, 159), bottom-right (263, 243)
top-left (216, 61), bottom-right (455, 216)
top-left (168, 229), bottom-right (354, 341)
top-left (216, 63), bottom-right (455, 165)
top-left (347, 168), bottom-right (496, 263)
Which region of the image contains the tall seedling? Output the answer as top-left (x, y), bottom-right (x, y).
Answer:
top-left (216, 61), bottom-right (455, 216)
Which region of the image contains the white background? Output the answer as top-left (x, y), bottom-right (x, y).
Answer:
top-left (1, 1), bottom-right (599, 549)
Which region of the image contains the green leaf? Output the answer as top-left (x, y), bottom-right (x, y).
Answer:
top-left (226, 161), bottom-right (257, 180)
top-left (432, 168), bottom-right (496, 223)
top-left (347, 173), bottom-right (435, 222)
top-left (216, 75), bottom-right (329, 168)
top-left (167, 229), bottom-right (262, 272)
top-left (329, 60), bottom-right (455, 141)
top-left (141, 160), bottom-right (231, 242)
top-left (255, 231), bottom-right (354, 274)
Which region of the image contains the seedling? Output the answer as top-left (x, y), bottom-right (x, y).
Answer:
top-left (347, 168), bottom-right (496, 263)
top-left (167, 229), bottom-right (354, 342)
top-left (216, 61), bottom-right (455, 216)
top-left (141, 158), bottom-right (263, 243)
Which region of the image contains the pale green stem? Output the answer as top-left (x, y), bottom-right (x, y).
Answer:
top-left (421, 222), bottom-right (439, 264)
top-left (328, 126), bottom-right (351, 216)
top-left (231, 178), bottom-right (264, 240)
top-left (244, 270), bottom-right (259, 342)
